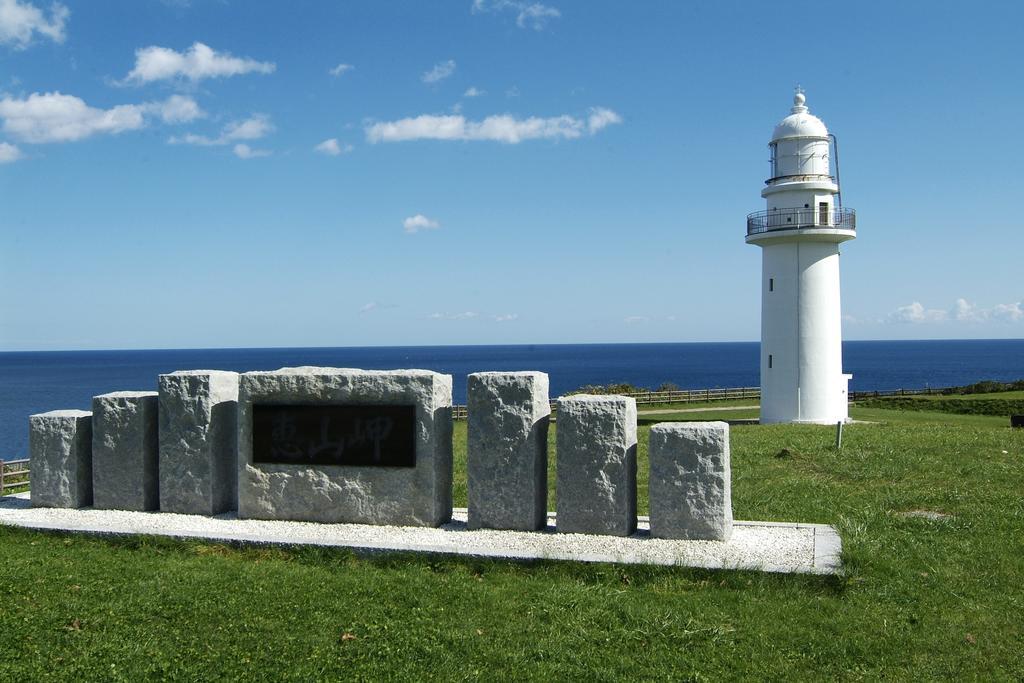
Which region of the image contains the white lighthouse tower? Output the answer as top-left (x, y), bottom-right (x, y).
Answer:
top-left (746, 90), bottom-right (856, 424)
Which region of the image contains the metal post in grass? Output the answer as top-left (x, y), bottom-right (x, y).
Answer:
top-left (835, 421), bottom-right (844, 450)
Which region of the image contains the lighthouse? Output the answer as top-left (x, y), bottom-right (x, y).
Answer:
top-left (746, 90), bottom-right (856, 424)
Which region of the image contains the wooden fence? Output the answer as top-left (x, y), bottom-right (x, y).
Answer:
top-left (451, 386), bottom-right (761, 420)
top-left (0, 458), bottom-right (29, 496)
top-left (848, 387), bottom-right (954, 400)
top-left (451, 385), bottom-right (970, 419)
top-left (622, 387), bottom-right (761, 404)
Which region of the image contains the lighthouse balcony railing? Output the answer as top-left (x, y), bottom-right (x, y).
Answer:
top-left (746, 207), bottom-right (856, 236)
top-left (764, 173), bottom-right (836, 186)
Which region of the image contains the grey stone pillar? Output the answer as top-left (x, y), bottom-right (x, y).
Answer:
top-left (92, 391), bottom-right (159, 511)
top-left (648, 421), bottom-right (733, 541)
top-left (555, 394), bottom-right (637, 536)
top-left (29, 410), bottom-right (93, 508)
top-left (158, 370), bottom-right (239, 515)
top-left (467, 371), bottom-right (550, 531)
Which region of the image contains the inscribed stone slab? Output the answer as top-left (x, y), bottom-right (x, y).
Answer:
top-left (237, 367), bottom-right (453, 527)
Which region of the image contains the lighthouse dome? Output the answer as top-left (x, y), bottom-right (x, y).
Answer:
top-left (771, 92), bottom-right (828, 140)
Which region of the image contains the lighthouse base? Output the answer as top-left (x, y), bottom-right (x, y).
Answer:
top-left (759, 373), bottom-right (851, 425)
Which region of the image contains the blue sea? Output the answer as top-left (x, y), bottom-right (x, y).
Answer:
top-left (2, 339), bottom-right (1023, 459)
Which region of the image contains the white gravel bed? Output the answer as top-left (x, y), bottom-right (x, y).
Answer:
top-left (0, 493), bottom-right (841, 575)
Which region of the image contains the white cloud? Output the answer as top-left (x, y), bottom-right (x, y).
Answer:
top-left (953, 298), bottom-right (976, 322)
top-left (232, 143), bottom-right (269, 159)
top-left (148, 94), bottom-right (204, 124)
top-left (329, 63), bottom-right (354, 77)
top-left (366, 107), bottom-right (621, 144)
top-left (314, 138), bottom-right (352, 156)
top-left (223, 115), bottom-right (273, 140)
top-left (887, 298), bottom-right (1024, 325)
top-left (430, 311), bottom-right (517, 322)
top-left (170, 114), bottom-right (273, 146)
top-left (171, 133), bottom-right (209, 145)
top-left (0, 141), bottom-right (22, 162)
top-left (122, 42), bottom-right (275, 84)
top-left (359, 302), bottom-right (400, 314)
top-left (0, 92), bottom-right (204, 144)
top-left (0, 0), bottom-right (68, 49)
top-left (990, 302), bottom-right (1024, 322)
top-left (953, 298), bottom-right (1024, 323)
top-left (624, 315), bottom-right (649, 324)
top-left (403, 214), bottom-right (440, 233)
top-left (463, 86), bottom-right (485, 98)
top-left (587, 106), bottom-right (622, 133)
top-left (422, 59), bottom-right (456, 84)
top-left (472, 1), bottom-right (560, 30)
top-left (515, 2), bottom-right (560, 29)
top-left (430, 311), bottom-right (479, 320)
top-left (0, 91), bottom-right (145, 143)
top-left (887, 302), bottom-right (947, 324)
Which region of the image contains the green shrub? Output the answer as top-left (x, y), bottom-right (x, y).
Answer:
top-left (568, 382), bottom-right (647, 395)
top-left (941, 379), bottom-right (1024, 395)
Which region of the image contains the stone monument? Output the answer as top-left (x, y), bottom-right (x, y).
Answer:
top-left (24, 367), bottom-right (736, 546)
top-left (236, 367), bottom-right (453, 526)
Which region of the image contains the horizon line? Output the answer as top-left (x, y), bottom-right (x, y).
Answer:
top-left (2, 337), bottom-right (1022, 355)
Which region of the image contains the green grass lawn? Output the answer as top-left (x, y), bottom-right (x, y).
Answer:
top-left (918, 390), bottom-right (1024, 401)
top-left (850, 406), bottom-right (1012, 427)
top-left (2, 410), bottom-right (1023, 679)
top-left (637, 408), bottom-right (761, 425)
top-left (633, 396), bottom-right (760, 411)
top-left (854, 389), bottom-right (1024, 419)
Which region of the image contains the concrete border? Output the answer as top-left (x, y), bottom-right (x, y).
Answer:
top-left (0, 492), bottom-right (841, 575)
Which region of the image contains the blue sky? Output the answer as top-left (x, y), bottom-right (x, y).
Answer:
top-left (1, 0), bottom-right (1022, 351)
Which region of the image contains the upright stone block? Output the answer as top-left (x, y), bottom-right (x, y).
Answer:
top-left (238, 367), bottom-right (453, 526)
top-left (92, 391), bottom-right (159, 511)
top-left (648, 421), bottom-right (733, 541)
top-left (29, 410), bottom-right (93, 508)
top-left (467, 371), bottom-right (550, 531)
top-left (555, 394), bottom-right (637, 536)
top-left (158, 370), bottom-right (240, 515)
